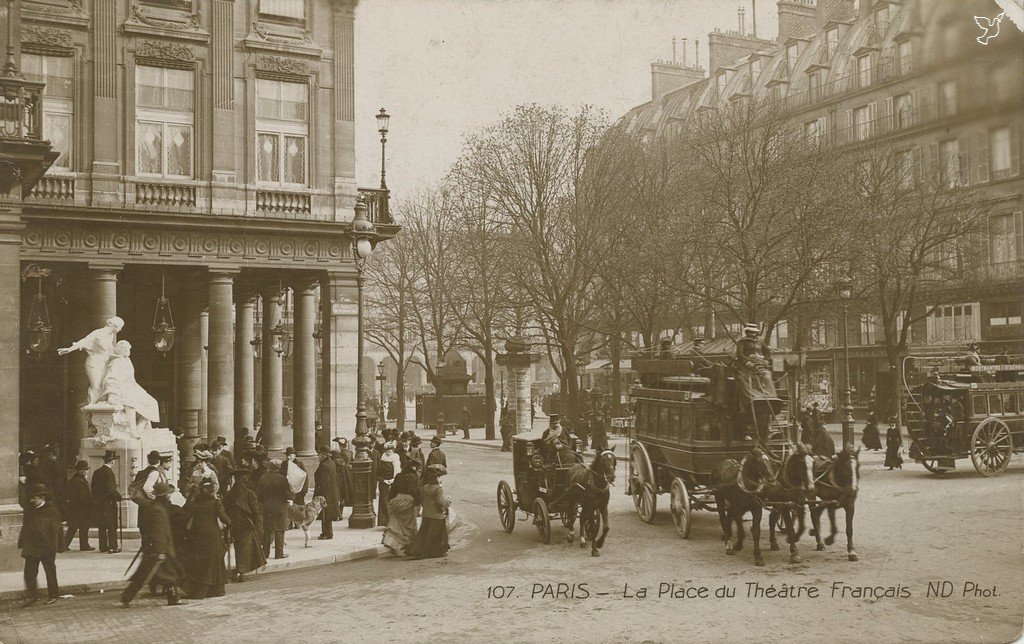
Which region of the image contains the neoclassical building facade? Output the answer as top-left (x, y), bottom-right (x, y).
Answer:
top-left (0, 0), bottom-right (396, 536)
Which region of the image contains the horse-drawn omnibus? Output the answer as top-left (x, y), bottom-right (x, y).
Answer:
top-left (903, 355), bottom-right (1024, 476)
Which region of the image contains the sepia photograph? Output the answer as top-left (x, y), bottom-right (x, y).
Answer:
top-left (0, 0), bottom-right (1022, 641)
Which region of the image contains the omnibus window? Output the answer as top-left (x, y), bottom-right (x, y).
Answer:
top-left (659, 406), bottom-right (671, 438)
top-left (695, 409), bottom-right (720, 441)
top-left (668, 407), bottom-right (681, 441)
top-left (1003, 393), bottom-right (1018, 415)
top-left (972, 395), bottom-right (987, 416)
top-left (989, 394), bottom-right (1003, 415)
top-left (636, 404), bottom-right (648, 436)
top-left (679, 408), bottom-right (692, 441)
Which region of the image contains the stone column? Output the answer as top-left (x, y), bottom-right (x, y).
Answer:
top-left (260, 287), bottom-right (284, 452)
top-left (175, 285), bottom-right (204, 461)
top-left (200, 307), bottom-right (209, 443)
top-left (234, 292), bottom-right (256, 444)
top-left (0, 206), bottom-right (24, 537)
top-left (207, 271), bottom-right (235, 449)
top-left (292, 280), bottom-right (317, 456)
top-left (323, 273), bottom-right (358, 439)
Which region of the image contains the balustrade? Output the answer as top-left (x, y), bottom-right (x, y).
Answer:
top-left (135, 181), bottom-right (197, 207)
top-left (256, 189), bottom-right (311, 215)
top-left (27, 175), bottom-right (74, 201)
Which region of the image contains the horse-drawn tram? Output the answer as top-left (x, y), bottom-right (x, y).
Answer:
top-left (903, 354), bottom-right (1024, 476)
top-left (626, 340), bottom-right (857, 565)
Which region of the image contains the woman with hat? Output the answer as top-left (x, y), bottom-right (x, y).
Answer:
top-left (330, 437), bottom-right (354, 511)
top-left (63, 460), bottom-right (95, 551)
top-left (314, 446), bottom-right (341, 539)
top-left (884, 416), bottom-right (904, 470)
top-left (19, 483), bottom-right (62, 606)
top-left (382, 459), bottom-right (421, 555)
top-left (407, 435), bottom-right (426, 474)
top-left (187, 446), bottom-right (219, 501)
top-left (376, 441), bottom-right (401, 527)
top-left (182, 479), bottom-right (231, 599)
top-left (223, 459), bottom-right (266, 582)
top-left (405, 464), bottom-right (450, 560)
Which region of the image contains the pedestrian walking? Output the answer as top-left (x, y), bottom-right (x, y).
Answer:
top-left (405, 464), bottom-right (450, 560)
top-left (223, 456), bottom-right (266, 583)
top-left (377, 441), bottom-right (401, 527)
top-left (382, 459), bottom-right (421, 555)
top-left (212, 440), bottom-right (236, 488)
top-left (20, 484), bottom-right (61, 607)
top-left (91, 450), bottom-right (122, 553)
top-left (435, 410), bottom-right (446, 438)
top-left (407, 435), bottom-right (426, 472)
top-left (257, 459), bottom-right (291, 560)
top-left (182, 479), bottom-right (231, 599)
top-left (461, 406), bottom-right (471, 439)
top-left (861, 411), bottom-right (883, 450)
top-left (280, 447), bottom-right (308, 506)
top-left (591, 412), bottom-right (609, 452)
top-left (63, 460), bottom-right (94, 551)
top-left (885, 417), bottom-right (904, 470)
top-left (314, 446), bottom-right (341, 539)
top-left (121, 482), bottom-right (185, 607)
top-left (426, 436), bottom-right (447, 469)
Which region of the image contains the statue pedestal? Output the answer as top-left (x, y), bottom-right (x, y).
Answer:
top-left (81, 403), bottom-right (181, 529)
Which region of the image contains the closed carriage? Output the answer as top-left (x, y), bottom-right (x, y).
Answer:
top-left (496, 432), bottom-right (581, 543)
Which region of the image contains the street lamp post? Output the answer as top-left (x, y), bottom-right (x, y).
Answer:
top-left (376, 108), bottom-right (390, 191)
top-left (348, 196), bottom-right (378, 529)
top-left (376, 360), bottom-right (387, 432)
top-left (837, 274), bottom-right (855, 448)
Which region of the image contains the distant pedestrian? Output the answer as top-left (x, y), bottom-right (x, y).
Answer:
top-left (212, 440), bottom-right (235, 488)
top-left (187, 446), bottom-right (219, 500)
top-left (861, 412), bottom-right (882, 450)
top-left (405, 465), bottom-right (450, 560)
top-left (314, 446), bottom-right (341, 540)
top-left (461, 406), bottom-right (471, 439)
top-left (810, 403), bottom-right (822, 429)
top-left (91, 450), bottom-right (122, 553)
top-left (257, 459), bottom-right (291, 560)
top-left (436, 410), bottom-right (446, 438)
top-left (121, 482), bottom-right (185, 607)
top-left (36, 445), bottom-right (66, 518)
top-left (331, 437), bottom-right (354, 510)
top-left (885, 417), bottom-right (903, 470)
top-left (224, 456), bottom-right (265, 583)
top-left (426, 436), bottom-right (447, 469)
top-left (799, 413), bottom-right (813, 445)
top-left (591, 412), bottom-right (609, 453)
top-left (377, 441), bottom-right (401, 527)
top-left (500, 409), bottom-right (513, 452)
top-left (407, 435), bottom-right (426, 473)
top-left (20, 484), bottom-right (61, 607)
top-left (63, 460), bottom-right (94, 551)
top-left (182, 479), bottom-right (231, 599)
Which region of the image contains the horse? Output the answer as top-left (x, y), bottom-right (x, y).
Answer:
top-left (809, 445), bottom-right (860, 561)
top-left (709, 447), bottom-right (775, 567)
top-left (764, 444), bottom-right (816, 564)
top-left (563, 450), bottom-right (617, 557)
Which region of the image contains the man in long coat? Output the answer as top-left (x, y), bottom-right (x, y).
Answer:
top-left (121, 482), bottom-right (184, 607)
top-left (426, 436), bottom-right (447, 469)
top-left (313, 447), bottom-right (341, 539)
top-left (20, 483), bottom-right (62, 607)
top-left (224, 461), bottom-right (266, 582)
top-left (91, 451), bottom-right (122, 553)
top-left (63, 460), bottom-right (94, 551)
top-left (257, 460), bottom-right (292, 560)
top-left (330, 437), bottom-right (354, 511)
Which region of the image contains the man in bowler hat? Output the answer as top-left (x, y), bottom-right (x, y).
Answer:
top-left (121, 482), bottom-right (185, 607)
top-left (64, 460), bottom-right (95, 551)
top-left (91, 451), bottom-right (122, 553)
top-left (20, 483), bottom-right (62, 607)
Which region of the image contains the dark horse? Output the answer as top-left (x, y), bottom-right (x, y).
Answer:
top-left (709, 447), bottom-right (775, 566)
top-left (563, 450), bottom-right (617, 557)
top-left (764, 444), bottom-right (816, 564)
top-left (809, 445), bottom-right (860, 561)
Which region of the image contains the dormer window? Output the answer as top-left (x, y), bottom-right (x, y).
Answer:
top-left (750, 59), bottom-right (761, 78)
top-left (856, 54), bottom-right (871, 88)
top-left (897, 40), bottom-right (912, 75)
top-left (875, 5), bottom-right (889, 31)
top-left (826, 28), bottom-right (839, 59)
top-left (786, 44), bottom-right (800, 72)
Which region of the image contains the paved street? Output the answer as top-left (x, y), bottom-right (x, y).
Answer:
top-left (2, 441), bottom-right (1022, 643)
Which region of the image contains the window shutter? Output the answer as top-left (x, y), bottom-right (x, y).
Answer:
top-left (870, 101), bottom-right (877, 137)
top-left (959, 135), bottom-right (970, 186)
top-left (885, 96), bottom-right (894, 131)
top-left (926, 142), bottom-right (939, 185)
top-left (845, 109), bottom-right (853, 141)
top-left (974, 132), bottom-right (990, 184)
top-left (1015, 211), bottom-right (1023, 261)
top-left (1010, 123), bottom-right (1021, 177)
top-left (912, 146), bottom-right (923, 186)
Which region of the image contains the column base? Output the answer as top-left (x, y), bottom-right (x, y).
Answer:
top-left (0, 503), bottom-right (23, 544)
top-left (347, 511), bottom-right (376, 530)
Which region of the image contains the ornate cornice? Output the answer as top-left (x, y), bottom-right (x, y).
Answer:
top-left (20, 222), bottom-right (351, 268)
top-left (122, 5), bottom-right (210, 43)
top-left (21, 26), bottom-right (75, 52)
top-left (243, 22), bottom-right (323, 58)
top-left (256, 54), bottom-right (310, 77)
top-left (22, 0), bottom-right (90, 28)
top-left (136, 39), bottom-right (195, 63)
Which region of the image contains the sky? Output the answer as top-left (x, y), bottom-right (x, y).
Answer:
top-left (352, 0), bottom-right (781, 195)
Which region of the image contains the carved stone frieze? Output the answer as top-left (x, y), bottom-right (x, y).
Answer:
top-left (136, 39), bottom-right (195, 62)
top-left (22, 0), bottom-right (90, 28)
top-left (256, 54), bottom-right (311, 76)
top-left (21, 26), bottom-right (75, 50)
top-left (122, 5), bottom-right (210, 43)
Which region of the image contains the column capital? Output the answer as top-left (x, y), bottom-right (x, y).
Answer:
top-left (291, 275), bottom-right (320, 293)
top-left (87, 262), bottom-right (124, 274)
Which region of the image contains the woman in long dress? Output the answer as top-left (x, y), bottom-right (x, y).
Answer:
top-left (405, 465), bottom-right (450, 560)
top-left (101, 340), bottom-right (161, 428)
top-left (223, 467), bottom-right (266, 582)
top-left (861, 412), bottom-right (883, 450)
top-left (884, 418), bottom-right (903, 470)
top-left (382, 460), bottom-right (421, 555)
top-left (331, 438), bottom-right (354, 511)
top-left (376, 441), bottom-right (401, 527)
top-left (182, 479), bottom-right (231, 599)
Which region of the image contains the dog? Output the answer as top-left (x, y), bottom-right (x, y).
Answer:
top-left (286, 496), bottom-right (326, 548)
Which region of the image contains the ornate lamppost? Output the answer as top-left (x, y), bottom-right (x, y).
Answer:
top-left (348, 195), bottom-right (377, 529)
top-left (376, 108), bottom-right (390, 190)
top-left (376, 359), bottom-right (387, 431)
top-left (836, 273), bottom-right (855, 447)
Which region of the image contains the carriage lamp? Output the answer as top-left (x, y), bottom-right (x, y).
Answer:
top-left (836, 272), bottom-right (855, 447)
top-left (22, 264), bottom-right (52, 356)
top-left (152, 274), bottom-right (176, 353)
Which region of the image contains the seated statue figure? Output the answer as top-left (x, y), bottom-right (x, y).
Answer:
top-left (101, 340), bottom-right (161, 431)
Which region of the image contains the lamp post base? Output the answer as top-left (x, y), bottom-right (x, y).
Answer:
top-left (347, 433), bottom-right (376, 529)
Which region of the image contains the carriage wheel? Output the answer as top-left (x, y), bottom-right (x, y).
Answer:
top-left (669, 478), bottom-right (692, 539)
top-left (921, 459), bottom-right (952, 475)
top-left (497, 480), bottom-right (516, 533)
top-left (970, 418), bottom-right (1013, 477)
top-left (534, 498), bottom-right (551, 544)
top-left (560, 506), bottom-right (577, 529)
top-left (630, 443), bottom-right (657, 522)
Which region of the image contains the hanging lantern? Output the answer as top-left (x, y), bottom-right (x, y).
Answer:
top-left (22, 265), bottom-right (52, 356)
top-left (271, 321), bottom-right (292, 358)
top-left (152, 274), bottom-right (176, 353)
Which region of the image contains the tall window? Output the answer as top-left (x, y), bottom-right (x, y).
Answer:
top-left (896, 149), bottom-right (915, 191)
top-left (769, 320), bottom-right (788, 348)
top-left (926, 304), bottom-right (979, 344)
top-left (990, 127), bottom-right (1013, 179)
top-left (938, 80), bottom-right (957, 116)
top-left (22, 54), bottom-right (74, 171)
top-left (939, 138), bottom-right (962, 187)
top-left (853, 105), bottom-right (872, 141)
top-left (136, 66), bottom-right (194, 178)
top-left (810, 319), bottom-right (827, 345)
top-left (260, 0), bottom-right (304, 20)
top-left (859, 314), bottom-right (876, 345)
top-left (805, 117), bottom-right (825, 145)
top-left (897, 40), bottom-right (913, 75)
top-left (808, 70), bottom-right (821, 100)
top-left (989, 212), bottom-right (1022, 269)
top-left (893, 93), bottom-right (913, 129)
top-left (826, 28), bottom-right (839, 59)
top-left (256, 79), bottom-right (308, 187)
top-left (857, 54), bottom-right (871, 88)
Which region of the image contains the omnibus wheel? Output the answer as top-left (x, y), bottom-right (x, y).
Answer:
top-left (921, 459), bottom-right (952, 474)
top-left (534, 498), bottom-right (551, 543)
top-left (497, 480), bottom-right (516, 533)
top-left (670, 477), bottom-right (692, 539)
top-left (630, 443), bottom-right (657, 522)
top-left (971, 418), bottom-right (1013, 477)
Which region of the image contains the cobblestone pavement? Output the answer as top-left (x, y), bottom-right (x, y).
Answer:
top-left (2, 442), bottom-right (1022, 643)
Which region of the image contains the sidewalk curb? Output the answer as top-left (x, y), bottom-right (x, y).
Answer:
top-left (0, 510), bottom-right (463, 602)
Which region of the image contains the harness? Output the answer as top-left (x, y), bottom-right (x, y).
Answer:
top-left (814, 455), bottom-right (858, 493)
top-left (734, 456), bottom-right (767, 495)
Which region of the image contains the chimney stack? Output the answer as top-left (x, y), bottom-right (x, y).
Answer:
top-left (738, 7), bottom-right (746, 35)
top-left (681, 37), bottom-right (688, 66)
top-left (752, 0), bottom-right (757, 37)
top-left (672, 37), bottom-right (677, 63)
top-left (695, 39), bottom-right (700, 68)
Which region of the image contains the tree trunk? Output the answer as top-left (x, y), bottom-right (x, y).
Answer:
top-left (484, 344), bottom-right (496, 440)
top-left (396, 317), bottom-right (407, 432)
top-left (609, 328), bottom-right (622, 417)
